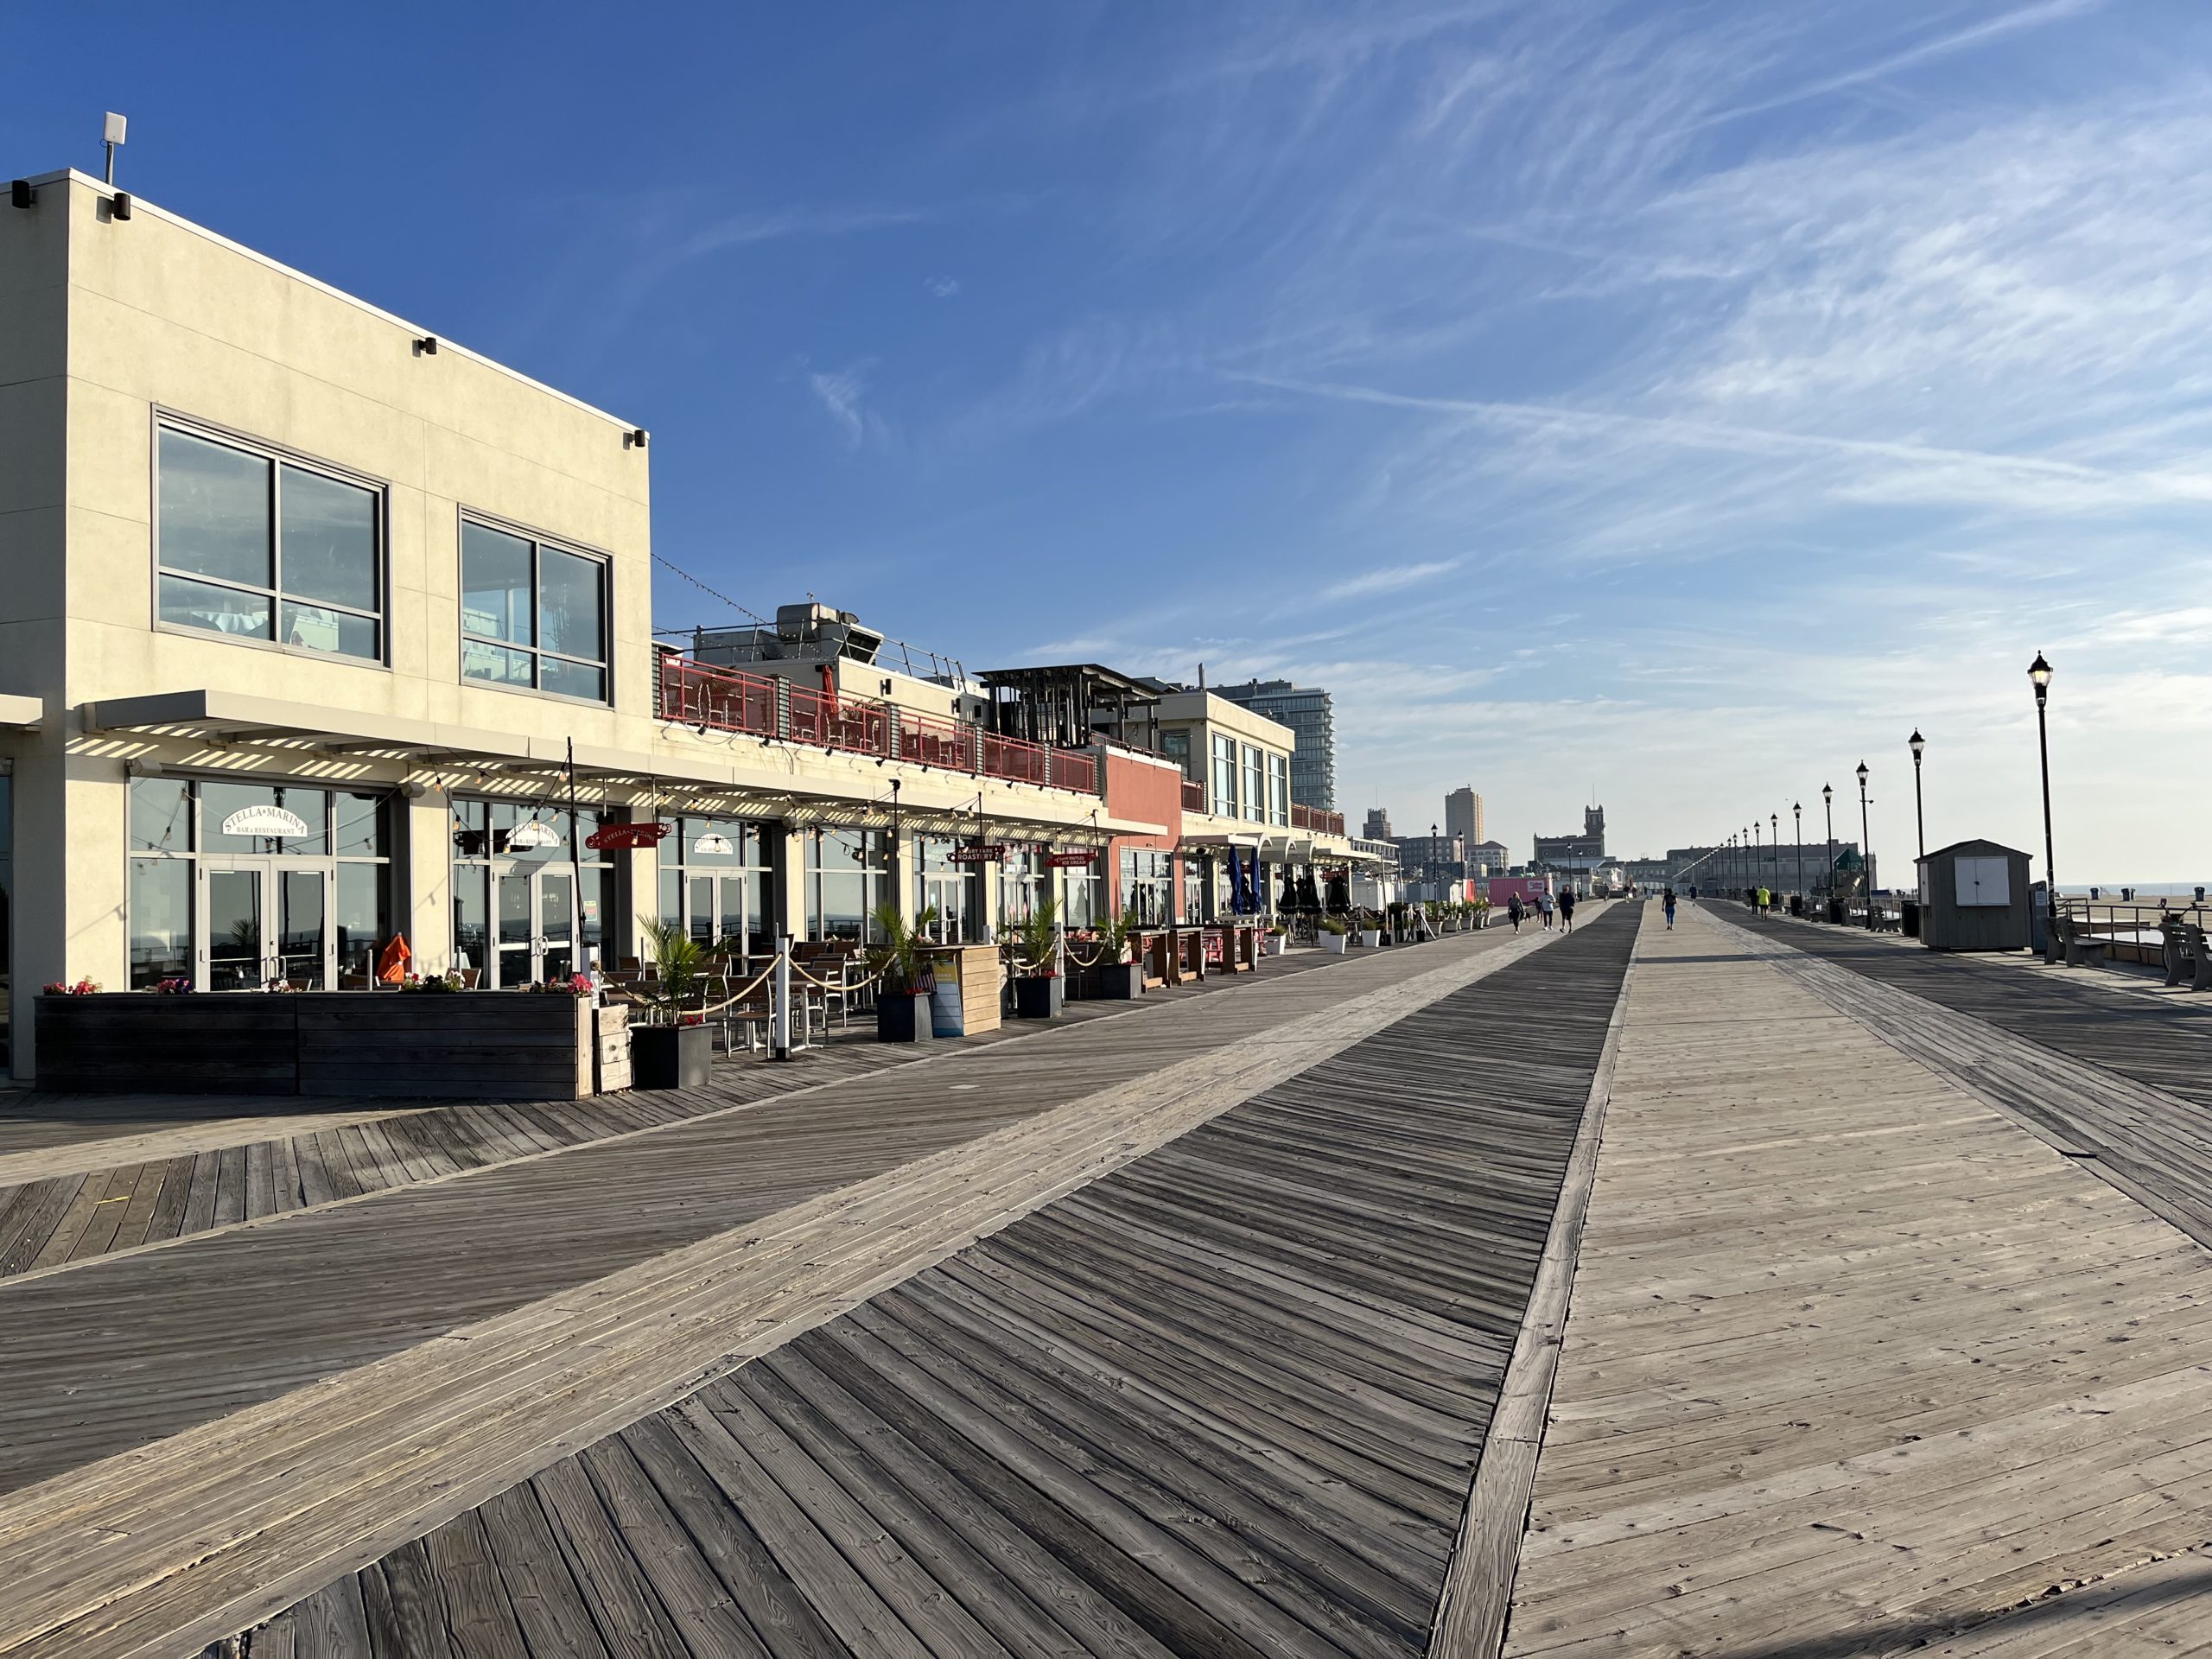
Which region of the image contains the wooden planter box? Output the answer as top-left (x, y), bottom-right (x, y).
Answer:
top-left (35, 992), bottom-right (598, 1099)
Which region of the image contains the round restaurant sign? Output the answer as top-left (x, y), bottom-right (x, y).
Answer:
top-left (219, 805), bottom-right (311, 838)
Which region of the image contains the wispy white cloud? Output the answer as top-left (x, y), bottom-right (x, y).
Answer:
top-left (806, 359), bottom-right (880, 449)
top-left (925, 276), bottom-right (962, 299)
top-left (1319, 557), bottom-right (1464, 601)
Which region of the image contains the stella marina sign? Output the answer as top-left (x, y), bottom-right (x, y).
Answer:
top-left (219, 804), bottom-right (312, 839)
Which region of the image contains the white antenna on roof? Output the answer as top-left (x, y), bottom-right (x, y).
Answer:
top-left (103, 112), bottom-right (127, 185)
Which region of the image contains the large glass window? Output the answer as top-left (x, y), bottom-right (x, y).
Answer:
top-left (461, 520), bottom-right (610, 702)
top-left (156, 424), bottom-right (383, 661)
top-left (657, 817), bottom-right (772, 961)
top-left (1000, 847), bottom-right (1045, 928)
top-left (1267, 754), bottom-right (1290, 828)
top-left (1058, 854), bottom-right (1104, 930)
top-left (917, 836), bottom-right (982, 944)
top-left (1211, 734), bottom-right (1238, 818)
top-left (125, 778), bottom-right (391, 989)
top-left (449, 798), bottom-right (620, 984)
top-left (804, 829), bottom-right (890, 944)
top-left (1118, 848), bottom-right (1173, 926)
top-left (1242, 745), bottom-right (1266, 824)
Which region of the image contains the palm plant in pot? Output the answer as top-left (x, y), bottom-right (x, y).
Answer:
top-left (1319, 914), bottom-right (1350, 955)
top-left (1357, 908), bottom-right (1383, 949)
top-left (868, 902), bottom-right (938, 1042)
top-left (631, 918), bottom-right (714, 1089)
top-left (1012, 898), bottom-right (1065, 1019)
top-left (1091, 912), bottom-right (1143, 998)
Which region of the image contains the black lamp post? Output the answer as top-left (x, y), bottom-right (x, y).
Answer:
top-left (1770, 811), bottom-right (1779, 899)
top-left (1822, 783), bottom-right (1834, 916)
top-left (1908, 728), bottom-right (1927, 861)
top-left (1793, 801), bottom-right (1803, 907)
top-left (1751, 818), bottom-right (1761, 906)
top-left (2030, 652), bottom-right (2056, 961)
top-left (1857, 760), bottom-right (1873, 931)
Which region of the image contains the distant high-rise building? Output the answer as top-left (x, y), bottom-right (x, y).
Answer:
top-left (1362, 805), bottom-right (1393, 841)
top-left (1444, 787), bottom-right (1484, 848)
top-left (1218, 678), bottom-right (1337, 810)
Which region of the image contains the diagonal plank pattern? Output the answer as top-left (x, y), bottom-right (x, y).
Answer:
top-left (1714, 906), bottom-right (2212, 1250)
top-left (0, 913), bottom-right (1599, 1659)
top-left (226, 906), bottom-right (1641, 1658)
top-left (1503, 904), bottom-right (2212, 1658)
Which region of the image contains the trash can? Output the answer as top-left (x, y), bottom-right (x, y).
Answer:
top-left (1902, 899), bottom-right (1922, 938)
top-left (1827, 898), bottom-right (1845, 925)
top-left (1789, 894), bottom-right (1803, 918)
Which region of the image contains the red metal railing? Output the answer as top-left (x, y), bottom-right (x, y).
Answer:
top-left (658, 656), bottom-right (1096, 794)
top-left (658, 656), bottom-right (778, 738)
top-left (1180, 779), bottom-right (1205, 814)
top-left (1290, 803), bottom-right (1344, 836)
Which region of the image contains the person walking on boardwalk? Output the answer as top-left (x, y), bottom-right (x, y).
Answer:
top-left (1756, 884), bottom-right (1770, 917)
top-left (1662, 887), bottom-right (1677, 930)
top-left (1507, 892), bottom-right (1525, 933)
top-left (1539, 890), bottom-right (1555, 930)
top-left (1559, 886), bottom-right (1577, 933)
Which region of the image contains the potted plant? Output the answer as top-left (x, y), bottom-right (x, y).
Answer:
top-left (1090, 914), bottom-right (1144, 998)
top-left (629, 918), bottom-right (714, 1088)
top-left (1262, 922), bottom-right (1287, 957)
top-left (1357, 909), bottom-right (1382, 950)
top-left (1012, 899), bottom-right (1064, 1020)
top-left (868, 902), bottom-right (938, 1042)
top-left (1319, 915), bottom-right (1349, 955)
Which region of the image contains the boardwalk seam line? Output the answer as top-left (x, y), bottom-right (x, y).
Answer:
top-left (1426, 903), bottom-right (1643, 1659)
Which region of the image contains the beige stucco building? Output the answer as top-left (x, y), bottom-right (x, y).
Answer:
top-left (0, 170), bottom-right (1155, 1077)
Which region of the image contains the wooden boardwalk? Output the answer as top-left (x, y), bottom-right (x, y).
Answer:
top-left (0, 913), bottom-right (1629, 1659)
top-left (1503, 903), bottom-right (2212, 1657)
top-left (214, 906), bottom-right (1641, 1658)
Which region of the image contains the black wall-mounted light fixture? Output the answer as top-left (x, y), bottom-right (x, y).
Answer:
top-left (625, 428), bottom-right (648, 449)
top-left (414, 335), bottom-right (439, 356)
top-left (110, 191), bottom-right (132, 221)
top-left (10, 180), bottom-right (34, 210)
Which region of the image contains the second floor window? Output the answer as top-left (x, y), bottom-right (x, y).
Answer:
top-left (1211, 734), bottom-right (1238, 817)
top-left (461, 520), bottom-right (610, 703)
top-left (1242, 744), bottom-right (1266, 823)
top-left (156, 424), bottom-right (384, 662)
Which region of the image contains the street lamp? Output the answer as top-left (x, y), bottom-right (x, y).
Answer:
top-left (1822, 783), bottom-right (1834, 918)
top-left (1770, 811), bottom-right (1779, 899)
top-left (1751, 819), bottom-right (1761, 909)
top-left (1857, 760), bottom-right (1873, 931)
top-left (2030, 652), bottom-right (2057, 961)
top-left (1909, 728), bottom-right (1927, 861)
top-left (1793, 801), bottom-right (1803, 908)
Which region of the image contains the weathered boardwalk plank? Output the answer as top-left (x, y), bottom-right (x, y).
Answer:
top-left (0, 918), bottom-right (1601, 1658)
top-left (199, 908), bottom-right (1637, 1659)
top-left (1500, 904), bottom-right (2212, 1657)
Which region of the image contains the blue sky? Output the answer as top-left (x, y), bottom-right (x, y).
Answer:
top-left (9, 1), bottom-right (2210, 881)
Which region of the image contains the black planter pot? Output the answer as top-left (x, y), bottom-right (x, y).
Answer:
top-left (1096, 962), bottom-right (1144, 1000)
top-left (1014, 975), bottom-right (1065, 1020)
top-left (876, 990), bottom-right (934, 1044)
top-left (632, 1021), bottom-right (712, 1089)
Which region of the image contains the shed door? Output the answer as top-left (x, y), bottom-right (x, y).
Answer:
top-left (1956, 856), bottom-right (2011, 907)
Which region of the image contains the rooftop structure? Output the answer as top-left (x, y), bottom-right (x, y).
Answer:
top-left (1217, 678), bottom-right (1337, 810)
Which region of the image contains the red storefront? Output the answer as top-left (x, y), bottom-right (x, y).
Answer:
top-left (1102, 747), bottom-right (1186, 925)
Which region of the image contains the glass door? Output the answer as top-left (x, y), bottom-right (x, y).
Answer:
top-left (497, 868), bottom-right (535, 988)
top-left (199, 861), bottom-right (334, 989)
top-left (205, 866), bottom-right (266, 990)
top-left (538, 870), bottom-right (575, 982)
top-left (491, 864), bottom-right (578, 986)
top-left (276, 868), bottom-right (328, 988)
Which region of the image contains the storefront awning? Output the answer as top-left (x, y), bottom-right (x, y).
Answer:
top-left (80, 690), bottom-right (1167, 840)
top-left (0, 694), bottom-right (41, 730)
